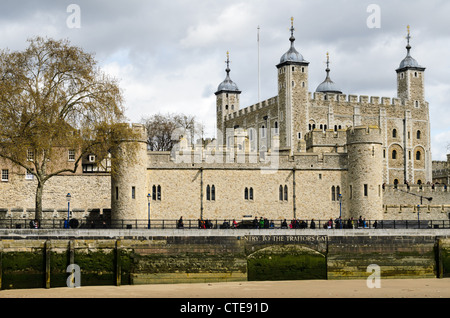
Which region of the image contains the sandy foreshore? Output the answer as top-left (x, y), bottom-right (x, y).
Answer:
top-left (0, 278), bottom-right (449, 298)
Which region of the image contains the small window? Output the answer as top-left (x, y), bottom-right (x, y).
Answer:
top-left (297, 132), bottom-right (302, 139)
top-left (392, 129), bottom-right (397, 138)
top-left (417, 130), bottom-right (421, 139)
top-left (131, 186), bottom-right (136, 199)
top-left (27, 149), bottom-right (34, 161)
top-left (415, 101), bottom-right (419, 108)
top-left (364, 184), bottom-right (368, 197)
top-left (157, 185), bottom-right (161, 200)
top-left (261, 125), bottom-right (266, 138)
top-left (292, 66), bottom-right (295, 72)
top-left (1, 169), bottom-right (9, 182)
top-left (245, 187), bottom-right (249, 200)
top-left (301, 67), bottom-right (305, 73)
top-left (25, 169), bottom-right (34, 180)
top-left (211, 185), bottom-right (215, 201)
top-left (115, 187), bottom-right (119, 200)
top-left (284, 185), bottom-right (288, 201)
top-left (152, 185), bottom-right (156, 200)
top-left (331, 186), bottom-right (336, 201)
top-left (89, 155), bottom-right (96, 162)
top-left (279, 185), bottom-right (283, 201)
top-left (392, 150), bottom-right (397, 160)
top-left (249, 187), bottom-right (254, 200)
top-left (206, 185), bottom-right (211, 201)
top-left (68, 150), bottom-right (75, 162)
top-left (416, 151), bottom-right (421, 161)
top-left (274, 121), bottom-right (279, 134)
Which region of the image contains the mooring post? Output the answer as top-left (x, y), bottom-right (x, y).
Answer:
top-left (69, 240), bottom-right (75, 266)
top-left (0, 241), bottom-right (3, 290)
top-left (115, 240), bottom-right (121, 286)
top-left (45, 240), bottom-right (51, 289)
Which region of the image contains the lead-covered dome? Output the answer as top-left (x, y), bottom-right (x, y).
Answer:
top-left (215, 52), bottom-right (241, 95)
top-left (277, 17), bottom-right (308, 67)
top-left (316, 53), bottom-right (342, 94)
top-left (396, 25), bottom-right (425, 72)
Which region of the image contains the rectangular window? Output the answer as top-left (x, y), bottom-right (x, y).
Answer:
top-left (131, 186), bottom-right (136, 199)
top-left (27, 149), bottom-right (34, 161)
top-left (1, 169), bottom-right (8, 182)
top-left (364, 184), bottom-right (368, 197)
top-left (25, 170), bottom-right (34, 180)
top-left (349, 185), bottom-right (352, 199)
top-left (68, 150), bottom-right (76, 162)
top-left (115, 187), bottom-right (119, 200)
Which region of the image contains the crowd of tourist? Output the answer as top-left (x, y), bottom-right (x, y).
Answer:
top-left (176, 215), bottom-right (377, 230)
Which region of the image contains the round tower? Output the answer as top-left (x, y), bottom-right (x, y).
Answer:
top-left (346, 126), bottom-right (383, 221)
top-left (111, 123), bottom-right (148, 223)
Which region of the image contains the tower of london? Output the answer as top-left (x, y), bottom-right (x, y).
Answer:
top-left (1, 18), bottom-right (449, 226)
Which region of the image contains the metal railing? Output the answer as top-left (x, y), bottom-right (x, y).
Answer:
top-left (1, 218), bottom-right (450, 230)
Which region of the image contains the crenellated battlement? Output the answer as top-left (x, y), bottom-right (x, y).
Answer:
top-left (309, 91), bottom-right (406, 107)
top-left (225, 96), bottom-right (279, 121)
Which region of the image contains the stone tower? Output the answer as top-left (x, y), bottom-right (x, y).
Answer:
top-left (396, 25), bottom-right (426, 103)
top-left (215, 51), bottom-right (241, 146)
top-left (346, 126), bottom-right (384, 221)
top-left (276, 17), bottom-right (310, 153)
top-left (111, 124), bottom-right (148, 222)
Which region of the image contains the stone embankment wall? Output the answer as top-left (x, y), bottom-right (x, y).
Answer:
top-left (0, 229), bottom-right (449, 289)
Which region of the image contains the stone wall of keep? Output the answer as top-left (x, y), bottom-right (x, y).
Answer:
top-left (0, 174), bottom-right (111, 220)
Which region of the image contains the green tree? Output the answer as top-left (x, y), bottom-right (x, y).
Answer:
top-left (0, 36), bottom-right (138, 222)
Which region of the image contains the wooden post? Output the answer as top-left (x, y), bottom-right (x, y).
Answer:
top-left (0, 241), bottom-right (3, 290)
top-left (45, 240), bottom-right (51, 289)
top-left (115, 240), bottom-right (121, 286)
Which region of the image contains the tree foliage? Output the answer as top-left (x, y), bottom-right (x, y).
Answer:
top-left (0, 36), bottom-right (138, 221)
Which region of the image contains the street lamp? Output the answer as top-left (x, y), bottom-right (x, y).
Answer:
top-left (147, 193), bottom-right (151, 229)
top-left (66, 193), bottom-right (71, 229)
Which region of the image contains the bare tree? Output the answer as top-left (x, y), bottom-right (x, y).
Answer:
top-left (0, 36), bottom-right (138, 221)
top-left (141, 113), bottom-right (203, 151)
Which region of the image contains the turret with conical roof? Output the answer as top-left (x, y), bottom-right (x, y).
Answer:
top-left (396, 25), bottom-right (425, 101)
top-left (215, 52), bottom-right (241, 143)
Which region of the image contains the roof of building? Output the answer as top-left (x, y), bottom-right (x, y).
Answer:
top-left (216, 51), bottom-right (241, 94)
top-left (316, 53), bottom-right (342, 94)
top-left (278, 17), bottom-right (308, 67)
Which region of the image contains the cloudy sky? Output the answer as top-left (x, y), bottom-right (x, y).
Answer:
top-left (1, 0), bottom-right (449, 160)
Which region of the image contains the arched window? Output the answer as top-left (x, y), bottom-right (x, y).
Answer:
top-left (249, 187), bottom-right (254, 200)
top-left (331, 186), bottom-right (336, 201)
top-left (417, 130), bottom-right (421, 139)
top-left (157, 185), bottom-right (161, 200)
top-left (392, 150), bottom-right (397, 160)
top-left (244, 188), bottom-right (249, 200)
top-left (284, 185), bottom-right (288, 201)
top-left (152, 185), bottom-right (156, 200)
top-left (206, 185), bottom-right (211, 201)
top-left (393, 129), bottom-right (397, 138)
top-left (279, 185), bottom-right (283, 201)
top-left (274, 121), bottom-right (279, 134)
top-left (336, 186), bottom-right (341, 198)
top-left (416, 151), bottom-right (421, 161)
top-left (211, 185), bottom-right (215, 201)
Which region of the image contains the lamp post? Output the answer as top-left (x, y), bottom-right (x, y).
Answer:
top-left (66, 193), bottom-right (71, 229)
top-left (417, 204), bottom-right (420, 228)
top-left (147, 193), bottom-right (151, 229)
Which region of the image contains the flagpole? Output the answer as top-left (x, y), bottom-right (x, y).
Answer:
top-left (257, 25), bottom-right (261, 103)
